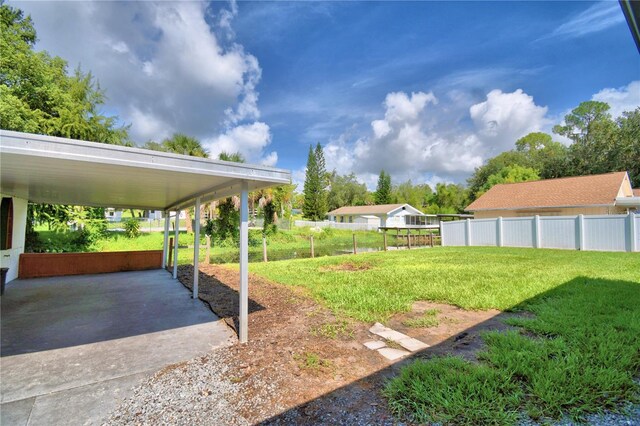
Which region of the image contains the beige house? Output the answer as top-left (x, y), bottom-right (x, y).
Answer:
top-left (466, 171), bottom-right (640, 219)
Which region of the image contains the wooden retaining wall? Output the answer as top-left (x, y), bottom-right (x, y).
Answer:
top-left (18, 251), bottom-right (163, 279)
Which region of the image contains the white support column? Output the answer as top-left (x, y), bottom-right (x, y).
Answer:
top-left (173, 210), bottom-right (179, 279)
top-left (497, 217), bottom-right (503, 247)
top-left (193, 197), bottom-right (201, 299)
top-left (161, 211), bottom-right (170, 269)
top-left (239, 181), bottom-right (249, 343)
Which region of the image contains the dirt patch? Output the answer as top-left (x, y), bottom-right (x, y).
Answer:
top-left (318, 261), bottom-right (373, 272)
top-left (386, 301), bottom-right (521, 361)
top-left (174, 265), bottom-right (521, 423)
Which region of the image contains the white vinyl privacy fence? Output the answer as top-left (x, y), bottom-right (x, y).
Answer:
top-left (442, 213), bottom-right (639, 252)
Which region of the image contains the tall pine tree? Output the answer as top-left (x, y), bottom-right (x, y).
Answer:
top-left (374, 170), bottom-right (392, 204)
top-left (302, 143), bottom-right (328, 220)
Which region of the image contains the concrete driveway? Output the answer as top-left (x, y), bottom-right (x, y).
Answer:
top-left (1, 269), bottom-right (235, 425)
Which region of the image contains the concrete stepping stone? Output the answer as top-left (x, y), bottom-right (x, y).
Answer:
top-left (369, 323), bottom-right (429, 352)
top-left (363, 340), bottom-right (386, 350)
top-left (377, 347), bottom-right (411, 360)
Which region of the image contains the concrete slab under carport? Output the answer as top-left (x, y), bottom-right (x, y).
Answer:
top-left (1, 269), bottom-right (236, 425)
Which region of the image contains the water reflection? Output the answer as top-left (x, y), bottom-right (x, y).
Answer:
top-left (209, 244), bottom-right (430, 264)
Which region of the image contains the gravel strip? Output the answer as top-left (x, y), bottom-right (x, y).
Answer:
top-left (106, 348), bottom-right (249, 426)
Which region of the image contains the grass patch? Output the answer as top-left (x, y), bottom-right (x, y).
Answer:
top-left (249, 247), bottom-right (640, 322)
top-left (402, 308), bottom-right (440, 328)
top-left (384, 339), bottom-right (406, 351)
top-left (386, 277), bottom-right (640, 424)
top-left (293, 351), bottom-right (333, 371)
top-left (248, 247), bottom-right (640, 423)
top-left (310, 319), bottom-right (354, 339)
top-left (384, 357), bottom-right (523, 425)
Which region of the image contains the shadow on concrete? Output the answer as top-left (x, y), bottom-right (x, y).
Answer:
top-left (258, 277), bottom-right (640, 424)
top-left (0, 268), bottom-right (262, 357)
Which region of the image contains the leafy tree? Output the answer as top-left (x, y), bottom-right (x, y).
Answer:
top-left (392, 180), bottom-right (432, 211)
top-left (374, 170), bottom-right (392, 204)
top-left (428, 183), bottom-right (469, 214)
top-left (467, 151), bottom-right (528, 201)
top-left (553, 102), bottom-right (640, 186)
top-left (554, 101), bottom-right (618, 178)
top-left (553, 101), bottom-right (613, 145)
top-left (478, 165), bottom-right (540, 196)
top-left (616, 109), bottom-right (640, 187)
top-left (0, 4), bottom-right (130, 144)
top-left (514, 132), bottom-right (568, 179)
top-left (327, 172), bottom-right (369, 211)
top-left (302, 143), bottom-right (328, 220)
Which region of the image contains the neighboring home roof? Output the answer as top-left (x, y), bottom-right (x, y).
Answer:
top-left (466, 171), bottom-right (630, 211)
top-left (329, 203), bottom-right (417, 215)
top-left (634, 189), bottom-right (640, 197)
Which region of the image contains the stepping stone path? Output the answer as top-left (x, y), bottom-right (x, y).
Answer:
top-left (363, 322), bottom-right (430, 360)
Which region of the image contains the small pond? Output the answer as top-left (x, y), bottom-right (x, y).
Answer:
top-left (209, 243), bottom-right (432, 264)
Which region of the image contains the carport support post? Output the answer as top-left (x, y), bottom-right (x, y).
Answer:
top-left (239, 181), bottom-right (249, 343)
top-left (193, 197), bottom-right (201, 299)
top-left (173, 211), bottom-right (179, 279)
top-left (162, 211), bottom-right (170, 269)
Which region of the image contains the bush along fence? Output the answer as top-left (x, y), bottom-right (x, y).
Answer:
top-left (441, 213), bottom-right (639, 252)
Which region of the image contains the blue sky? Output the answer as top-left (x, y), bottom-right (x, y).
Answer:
top-left (14, 1), bottom-right (640, 188)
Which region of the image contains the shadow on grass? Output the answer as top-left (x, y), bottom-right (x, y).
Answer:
top-left (259, 277), bottom-right (640, 425)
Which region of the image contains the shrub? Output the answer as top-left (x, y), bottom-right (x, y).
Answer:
top-left (123, 218), bottom-right (141, 238)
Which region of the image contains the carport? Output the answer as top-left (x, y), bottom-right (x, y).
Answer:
top-left (0, 129), bottom-right (291, 343)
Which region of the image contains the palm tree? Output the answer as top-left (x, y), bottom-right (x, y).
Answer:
top-left (155, 134), bottom-right (208, 231)
top-left (162, 133), bottom-right (208, 157)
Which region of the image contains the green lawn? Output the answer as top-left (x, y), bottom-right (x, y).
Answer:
top-left (249, 246), bottom-right (639, 321)
top-left (248, 247), bottom-right (640, 424)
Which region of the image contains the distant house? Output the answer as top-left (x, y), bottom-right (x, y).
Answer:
top-left (104, 209), bottom-right (165, 221)
top-left (466, 171), bottom-right (640, 219)
top-left (328, 203), bottom-right (436, 228)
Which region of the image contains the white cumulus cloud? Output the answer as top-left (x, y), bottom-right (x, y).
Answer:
top-left (323, 88), bottom-right (550, 187)
top-left (592, 80), bottom-right (640, 119)
top-left (469, 89), bottom-right (549, 155)
top-left (16, 0), bottom-right (277, 165)
top-left (205, 122), bottom-right (275, 165)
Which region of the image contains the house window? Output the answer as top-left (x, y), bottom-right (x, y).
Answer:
top-left (1, 197), bottom-right (13, 250)
top-left (340, 216), bottom-right (344, 223)
top-left (349, 216), bottom-right (353, 223)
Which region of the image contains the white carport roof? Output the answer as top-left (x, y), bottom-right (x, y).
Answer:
top-left (1, 129), bottom-right (291, 344)
top-left (0, 130), bottom-right (290, 210)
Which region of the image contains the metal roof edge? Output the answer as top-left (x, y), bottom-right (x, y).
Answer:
top-left (0, 130), bottom-right (291, 178)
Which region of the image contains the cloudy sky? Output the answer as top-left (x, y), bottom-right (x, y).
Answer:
top-left (12, 1), bottom-right (640, 189)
